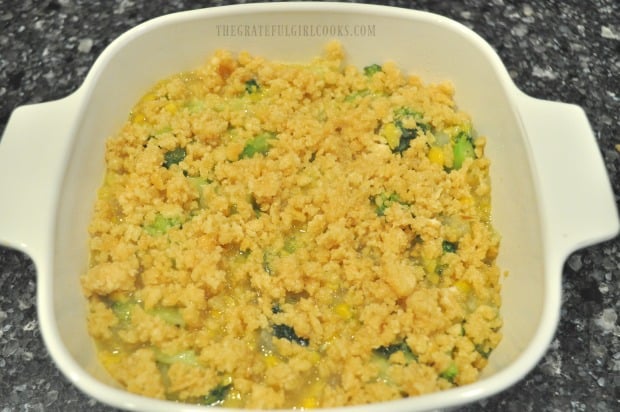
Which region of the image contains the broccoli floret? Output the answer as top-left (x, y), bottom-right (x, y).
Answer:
top-left (283, 235), bottom-right (299, 254)
top-left (344, 89), bottom-right (371, 102)
top-left (262, 251), bottom-right (274, 275)
top-left (163, 146), bottom-right (186, 168)
top-left (388, 107), bottom-right (430, 154)
top-left (144, 214), bottom-right (182, 236)
top-left (372, 341), bottom-right (417, 363)
top-left (363, 64), bottom-right (382, 76)
top-left (110, 300), bottom-right (134, 323)
top-left (148, 306), bottom-right (185, 327)
top-left (187, 176), bottom-right (210, 209)
top-left (155, 349), bottom-right (199, 367)
top-left (245, 78), bottom-right (260, 94)
top-left (239, 132), bottom-right (276, 159)
top-left (185, 100), bottom-right (205, 113)
top-left (371, 192), bottom-right (407, 216)
top-left (435, 263), bottom-right (448, 275)
top-left (439, 363), bottom-right (458, 383)
top-left (442, 240), bottom-right (458, 253)
top-left (203, 383), bottom-right (232, 406)
top-left (273, 324), bottom-right (309, 346)
top-left (475, 344), bottom-right (493, 359)
top-left (452, 131), bottom-right (475, 169)
top-left (271, 303), bottom-right (282, 314)
top-left (249, 194), bottom-right (262, 217)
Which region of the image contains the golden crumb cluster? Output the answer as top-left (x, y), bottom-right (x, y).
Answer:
top-left (82, 41), bottom-right (502, 409)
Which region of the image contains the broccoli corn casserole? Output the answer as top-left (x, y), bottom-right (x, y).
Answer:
top-left (82, 41), bottom-right (502, 409)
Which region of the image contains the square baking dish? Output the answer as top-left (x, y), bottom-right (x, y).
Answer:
top-left (0, 2), bottom-right (617, 411)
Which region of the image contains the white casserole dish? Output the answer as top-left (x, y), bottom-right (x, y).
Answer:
top-left (0, 2), bottom-right (617, 411)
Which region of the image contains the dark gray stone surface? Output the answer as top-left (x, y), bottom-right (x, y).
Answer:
top-left (0, 0), bottom-right (618, 411)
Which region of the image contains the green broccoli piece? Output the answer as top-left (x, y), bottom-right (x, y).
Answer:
top-left (363, 64), bottom-right (382, 76)
top-left (439, 363), bottom-right (458, 383)
top-left (187, 176), bottom-right (210, 209)
top-left (111, 300), bottom-right (134, 323)
top-left (239, 132), bottom-right (276, 159)
top-left (442, 240), bottom-right (458, 253)
top-left (390, 107), bottom-right (429, 154)
top-left (453, 131), bottom-right (475, 169)
top-left (155, 349), bottom-right (199, 367)
top-left (273, 324), bottom-right (309, 346)
top-left (435, 263), bottom-right (448, 275)
top-left (155, 125), bottom-right (173, 135)
top-left (262, 251), bottom-right (274, 275)
top-left (249, 194), bottom-right (262, 217)
top-left (372, 341), bottom-right (417, 363)
top-left (144, 214), bottom-right (182, 236)
top-left (344, 89), bottom-right (371, 102)
top-left (185, 100), bottom-right (205, 113)
top-left (163, 146), bottom-right (186, 168)
top-left (245, 78), bottom-right (260, 94)
top-left (271, 303), bottom-right (282, 314)
top-left (202, 383), bottom-right (232, 406)
top-left (371, 192), bottom-right (407, 216)
top-left (283, 235), bottom-right (299, 254)
top-left (148, 306), bottom-right (185, 327)
top-left (475, 344), bottom-right (493, 359)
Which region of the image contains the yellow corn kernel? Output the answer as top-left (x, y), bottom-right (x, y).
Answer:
top-left (98, 350), bottom-right (122, 368)
top-left (308, 351), bottom-right (322, 365)
top-left (164, 102), bottom-right (178, 114)
top-left (263, 354), bottom-right (280, 368)
top-left (428, 146), bottom-right (445, 166)
top-left (477, 199), bottom-right (491, 222)
top-left (422, 258), bottom-right (437, 275)
top-left (381, 122), bottom-right (402, 150)
top-left (334, 302), bottom-right (352, 320)
top-left (209, 309), bottom-right (222, 318)
top-left (427, 272), bottom-right (440, 285)
top-left (455, 280), bottom-right (471, 294)
top-left (130, 112), bottom-right (146, 125)
top-left (141, 92), bottom-right (157, 102)
top-left (326, 282), bottom-right (340, 291)
top-left (300, 396), bottom-right (318, 409)
top-left (459, 196), bottom-right (473, 207)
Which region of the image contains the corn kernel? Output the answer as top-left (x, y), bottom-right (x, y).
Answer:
top-left (334, 302), bottom-right (352, 319)
top-left (422, 258), bottom-right (437, 274)
top-left (130, 112), bottom-right (146, 125)
top-left (428, 146), bottom-right (444, 166)
top-left (308, 351), bottom-right (322, 364)
top-left (327, 282), bottom-right (339, 291)
top-left (141, 92), bottom-right (156, 102)
top-left (263, 354), bottom-right (280, 368)
top-left (209, 309), bottom-right (222, 318)
top-left (477, 199), bottom-right (491, 222)
top-left (99, 350), bottom-right (122, 368)
top-left (455, 280), bottom-right (471, 294)
top-left (300, 396), bottom-right (318, 409)
top-left (164, 102), bottom-right (178, 114)
top-left (381, 122), bottom-right (402, 150)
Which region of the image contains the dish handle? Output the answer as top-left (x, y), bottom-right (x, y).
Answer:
top-left (516, 92), bottom-right (619, 261)
top-left (0, 91), bottom-right (82, 262)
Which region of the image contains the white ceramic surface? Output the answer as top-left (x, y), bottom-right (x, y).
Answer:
top-left (0, 2), bottom-right (617, 411)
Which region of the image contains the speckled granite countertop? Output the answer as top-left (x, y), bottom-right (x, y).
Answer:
top-left (0, 0), bottom-right (618, 411)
